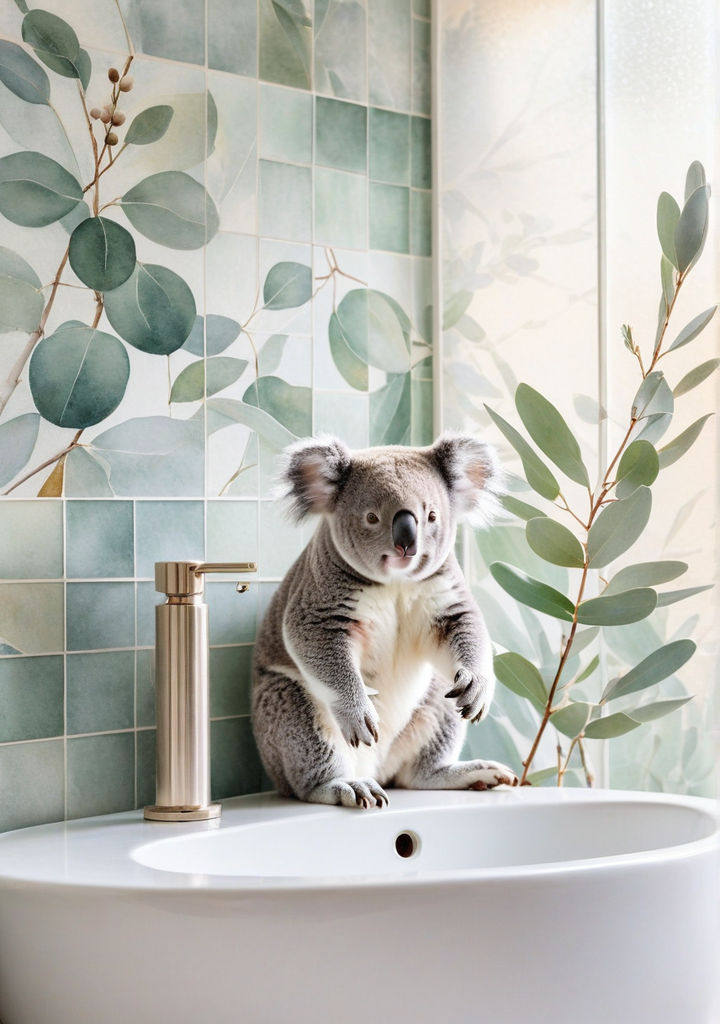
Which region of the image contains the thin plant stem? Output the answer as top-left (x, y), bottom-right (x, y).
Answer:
top-left (3, 431), bottom-right (83, 496)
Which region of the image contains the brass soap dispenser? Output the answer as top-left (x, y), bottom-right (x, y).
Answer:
top-left (144, 560), bottom-right (256, 822)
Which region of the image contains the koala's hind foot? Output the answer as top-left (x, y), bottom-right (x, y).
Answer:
top-left (409, 760), bottom-right (519, 790)
top-left (307, 778), bottom-right (389, 810)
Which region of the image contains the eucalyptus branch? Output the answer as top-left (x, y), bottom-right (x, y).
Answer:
top-left (2, 430), bottom-right (83, 496)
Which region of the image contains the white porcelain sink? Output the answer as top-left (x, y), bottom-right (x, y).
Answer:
top-left (0, 788), bottom-right (717, 1024)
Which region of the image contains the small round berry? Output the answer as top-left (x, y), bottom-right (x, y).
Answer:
top-left (111, 110), bottom-right (126, 125)
top-left (106, 131), bottom-right (119, 146)
top-left (118, 75), bottom-right (134, 92)
top-left (89, 107), bottom-right (103, 120)
top-left (108, 67), bottom-right (120, 83)
top-left (99, 108), bottom-right (112, 123)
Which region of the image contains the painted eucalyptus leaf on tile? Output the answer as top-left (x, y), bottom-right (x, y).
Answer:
top-left (183, 315), bottom-right (241, 357)
top-left (121, 171), bottom-right (219, 249)
top-left (86, 416), bottom-right (204, 497)
top-left (328, 310), bottom-right (369, 390)
top-left (125, 105), bottom-right (174, 146)
top-left (0, 246), bottom-right (44, 332)
top-left (21, 9), bottom-right (83, 80)
top-left (262, 261), bottom-right (312, 309)
top-left (170, 357), bottom-right (249, 403)
top-left (103, 263), bottom-right (196, 355)
top-left (0, 151), bottom-right (83, 226)
top-left (205, 398), bottom-right (296, 450)
top-left (370, 372), bottom-right (410, 445)
top-left (0, 413), bottom-right (39, 488)
top-left (243, 375), bottom-right (312, 437)
top-left (260, 0), bottom-right (312, 91)
top-left (332, 288), bottom-right (411, 375)
top-left (68, 216), bottom-right (136, 292)
top-left (0, 40), bottom-right (51, 104)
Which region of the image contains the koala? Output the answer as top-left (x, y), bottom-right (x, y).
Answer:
top-left (251, 433), bottom-right (519, 810)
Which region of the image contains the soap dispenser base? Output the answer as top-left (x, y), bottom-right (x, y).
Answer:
top-left (144, 804), bottom-right (221, 822)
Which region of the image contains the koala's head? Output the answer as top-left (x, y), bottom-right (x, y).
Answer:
top-left (280, 433), bottom-right (500, 583)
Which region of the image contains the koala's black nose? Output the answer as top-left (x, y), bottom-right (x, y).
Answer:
top-left (392, 509), bottom-right (418, 556)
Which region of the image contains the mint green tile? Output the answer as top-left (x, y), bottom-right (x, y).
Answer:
top-left (136, 649), bottom-right (155, 728)
top-left (67, 582), bottom-right (135, 651)
top-left (67, 652), bottom-right (134, 735)
top-left (211, 717), bottom-right (263, 799)
top-left (136, 582), bottom-right (157, 648)
top-left (133, 0), bottom-right (205, 64)
top-left (0, 740), bottom-right (64, 832)
top-left (314, 391), bottom-right (369, 448)
top-left (210, 645), bottom-right (253, 717)
top-left (207, 500), bottom-right (259, 564)
top-left (259, 160), bottom-right (313, 241)
top-left (66, 501), bottom-right (133, 578)
top-left (207, 581), bottom-right (258, 644)
top-left (411, 115), bottom-right (431, 188)
top-left (68, 733), bottom-right (135, 819)
top-left (260, 84), bottom-right (312, 164)
top-left (314, 167), bottom-right (367, 248)
top-left (370, 108), bottom-right (410, 184)
top-left (370, 183), bottom-right (410, 253)
top-left (412, 377), bottom-right (433, 446)
top-left (258, 501), bottom-right (306, 577)
top-left (368, 0), bottom-right (411, 111)
top-left (0, 501), bottom-right (63, 580)
top-left (209, 0), bottom-right (257, 76)
top-left (412, 16), bottom-right (430, 116)
top-left (135, 501), bottom-right (205, 578)
top-left (0, 583), bottom-right (63, 655)
top-left (315, 97), bottom-right (367, 173)
top-left (410, 188), bottom-right (431, 256)
top-left (136, 728), bottom-right (156, 808)
top-left (314, 0), bottom-right (366, 102)
top-left (259, 0), bottom-right (312, 90)
top-left (413, 0), bottom-right (429, 16)
top-left (0, 655), bottom-right (63, 742)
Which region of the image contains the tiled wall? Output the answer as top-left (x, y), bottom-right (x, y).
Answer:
top-left (0, 0), bottom-right (432, 831)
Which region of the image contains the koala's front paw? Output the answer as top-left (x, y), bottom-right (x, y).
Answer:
top-left (445, 668), bottom-right (490, 723)
top-left (334, 697), bottom-right (380, 748)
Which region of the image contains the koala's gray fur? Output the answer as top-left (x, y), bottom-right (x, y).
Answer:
top-left (251, 434), bottom-right (518, 809)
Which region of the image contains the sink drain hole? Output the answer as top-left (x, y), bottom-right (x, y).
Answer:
top-left (394, 830), bottom-right (420, 859)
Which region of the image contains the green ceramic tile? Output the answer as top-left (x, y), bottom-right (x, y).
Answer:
top-left (412, 16), bottom-right (431, 116)
top-left (0, 740), bottom-right (64, 832)
top-left (0, 583), bottom-right (63, 655)
top-left (260, 84), bottom-right (312, 164)
top-left (370, 183), bottom-right (410, 253)
top-left (314, 0), bottom-right (367, 102)
top-left (412, 377), bottom-right (434, 446)
top-left (136, 728), bottom-right (156, 808)
top-left (0, 501), bottom-right (63, 580)
top-left (134, 501), bottom-right (205, 579)
top-left (207, 581), bottom-right (258, 645)
top-left (0, 656), bottom-right (63, 742)
top-left (136, 582), bottom-right (157, 648)
top-left (314, 391), bottom-right (369, 448)
top-left (314, 167), bottom-right (367, 249)
top-left (66, 501), bottom-right (134, 579)
top-left (368, 0), bottom-right (412, 111)
top-left (369, 108), bottom-right (410, 184)
top-left (410, 188), bottom-right (431, 256)
top-left (259, 0), bottom-right (312, 90)
top-left (411, 115), bottom-right (431, 188)
top-left (136, 649), bottom-right (155, 728)
top-left (133, 0), bottom-right (205, 64)
top-left (210, 717), bottom-right (263, 800)
top-left (259, 160), bottom-right (313, 242)
top-left (258, 501), bottom-right (306, 577)
top-left (207, 500), bottom-right (259, 565)
top-left (210, 645), bottom-right (253, 717)
top-left (315, 97), bottom-right (367, 173)
top-left (413, 0), bottom-right (430, 16)
top-left (208, 72), bottom-right (258, 235)
top-left (257, 581), bottom-right (280, 625)
top-left (67, 652), bottom-right (134, 735)
top-left (66, 583), bottom-right (135, 651)
top-left (67, 733), bottom-right (135, 819)
top-left (209, 0), bottom-right (257, 76)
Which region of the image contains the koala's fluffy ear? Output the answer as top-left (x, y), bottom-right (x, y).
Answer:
top-left (429, 433), bottom-right (501, 525)
top-left (279, 435), bottom-right (352, 521)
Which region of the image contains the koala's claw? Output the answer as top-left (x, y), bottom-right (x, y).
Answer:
top-left (445, 668), bottom-right (488, 722)
top-left (335, 700), bottom-right (380, 748)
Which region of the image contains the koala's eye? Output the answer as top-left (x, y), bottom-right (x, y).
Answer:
top-left (428, 510), bottom-right (437, 523)
top-left (366, 512), bottom-right (380, 525)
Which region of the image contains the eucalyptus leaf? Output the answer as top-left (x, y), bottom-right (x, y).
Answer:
top-left (569, 626), bottom-right (600, 657)
top-left (526, 767), bottom-right (558, 786)
top-left (89, 415), bottom-right (203, 496)
top-left (370, 373), bottom-right (411, 446)
top-left (0, 246), bottom-right (43, 332)
top-left (183, 314), bottom-right (241, 357)
top-left (205, 396), bottom-right (296, 448)
top-left (615, 440), bottom-right (659, 498)
top-left (68, 216), bottom-right (136, 292)
top-left (263, 261), bottom-right (312, 310)
top-left (125, 105), bottom-right (174, 145)
top-left (635, 412), bottom-right (673, 446)
top-left (551, 701), bottom-right (593, 738)
top-left (493, 651), bottom-right (548, 709)
top-left (587, 486), bottom-right (652, 568)
top-left (667, 305), bottom-right (717, 353)
top-left (576, 588), bottom-right (657, 626)
top-left (630, 697), bottom-right (692, 723)
top-left (574, 654), bottom-right (599, 685)
top-left (685, 161), bottom-right (706, 202)
top-left (673, 359), bottom-right (720, 397)
top-left (657, 414), bottom-right (712, 469)
top-left (605, 560), bottom-right (687, 595)
top-left (104, 263), bottom-right (196, 355)
top-left (484, 404), bottom-right (560, 501)
top-left (656, 191), bottom-right (680, 268)
top-left (332, 289), bottom-right (411, 374)
top-left (22, 9), bottom-right (80, 78)
top-left (243, 375), bottom-right (311, 437)
top-left (489, 562), bottom-right (574, 622)
top-left (443, 290), bottom-right (472, 329)
top-left (525, 517), bottom-right (585, 568)
top-left (601, 639), bottom-right (696, 703)
top-left (515, 383), bottom-right (589, 486)
top-left (29, 324), bottom-right (130, 428)
top-left (674, 185), bottom-right (709, 273)
top-left (328, 310), bottom-right (368, 390)
top-left (0, 412), bottom-right (39, 487)
top-left (500, 495), bottom-right (547, 521)
top-left (655, 584), bottom-right (714, 608)
top-left (121, 171), bottom-right (220, 250)
top-left (660, 254), bottom-right (675, 306)
top-left (170, 357), bottom-right (249, 403)
top-left (584, 712), bottom-right (641, 740)
top-left (259, 334), bottom-right (289, 374)
top-left (632, 371), bottom-right (673, 419)
top-left (0, 151), bottom-right (83, 226)
top-left (0, 40), bottom-right (50, 104)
